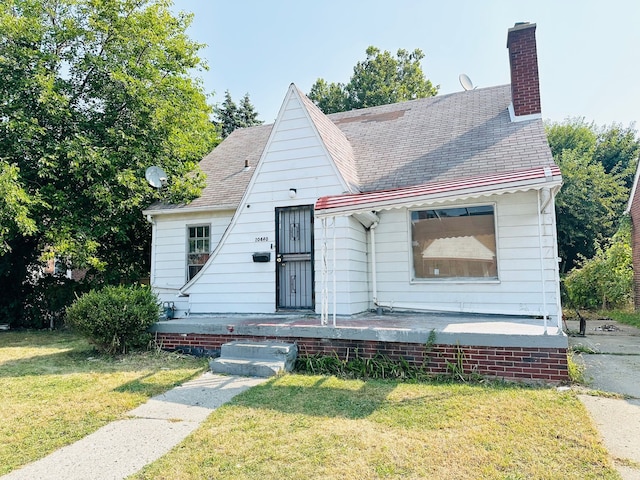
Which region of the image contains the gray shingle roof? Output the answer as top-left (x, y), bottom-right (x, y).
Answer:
top-left (296, 85), bottom-right (360, 192)
top-left (146, 84), bottom-right (554, 213)
top-left (331, 85), bottom-right (553, 192)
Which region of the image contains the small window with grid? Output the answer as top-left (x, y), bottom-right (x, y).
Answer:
top-left (187, 225), bottom-right (210, 281)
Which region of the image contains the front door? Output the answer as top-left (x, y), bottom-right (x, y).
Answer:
top-left (276, 205), bottom-right (314, 309)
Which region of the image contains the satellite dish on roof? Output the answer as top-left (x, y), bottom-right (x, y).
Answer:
top-left (145, 166), bottom-right (167, 189)
top-left (459, 73), bottom-right (474, 91)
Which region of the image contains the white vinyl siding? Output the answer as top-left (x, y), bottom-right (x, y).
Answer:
top-left (314, 215), bottom-right (370, 315)
top-left (184, 90), bottom-right (349, 314)
top-left (149, 210), bottom-right (233, 313)
top-left (371, 190), bottom-right (560, 320)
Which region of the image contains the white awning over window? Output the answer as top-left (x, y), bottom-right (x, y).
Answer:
top-left (316, 166), bottom-right (562, 220)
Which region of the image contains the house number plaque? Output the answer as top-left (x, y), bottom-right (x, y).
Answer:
top-left (255, 236), bottom-right (269, 242)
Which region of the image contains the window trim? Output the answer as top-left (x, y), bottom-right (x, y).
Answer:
top-left (186, 223), bottom-right (211, 282)
top-left (408, 202), bottom-right (500, 283)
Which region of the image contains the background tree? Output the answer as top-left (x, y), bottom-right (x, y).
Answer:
top-left (0, 0), bottom-right (218, 326)
top-left (213, 90), bottom-right (263, 138)
top-left (307, 79), bottom-right (348, 115)
top-left (564, 217), bottom-right (633, 310)
top-left (238, 93), bottom-right (262, 129)
top-left (553, 148), bottom-right (627, 271)
top-left (0, 162), bottom-right (36, 254)
top-left (546, 118), bottom-right (640, 271)
top-left (593, 124), bottom-right (640, 188)
top-left (308, 46), bottom-right (439, 114)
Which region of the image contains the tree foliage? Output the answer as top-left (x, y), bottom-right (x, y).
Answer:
top-left (564, 218), bottom-right (633, 310)
top-left (213, 90), bottom-right (263, 138)
top-left (308, 46), bottom-right (439, 114)
top-left (554, 149), bottom-right (627, 270)
top-left (0, 161), bottom-right (36, 254)
top-left (546, 118), bottom-right (639, 270)
top-left (0, 0), bottom-right (218, 324)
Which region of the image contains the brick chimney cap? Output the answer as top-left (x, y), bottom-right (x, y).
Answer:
top-left (507, 22), bottom-right (536, 47)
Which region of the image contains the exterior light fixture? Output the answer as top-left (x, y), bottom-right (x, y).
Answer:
top-left (289, 188), bottom-right (297, 198)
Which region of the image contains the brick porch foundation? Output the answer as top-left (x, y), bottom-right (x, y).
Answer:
top-left (155, 332), bottom-right (569, 383)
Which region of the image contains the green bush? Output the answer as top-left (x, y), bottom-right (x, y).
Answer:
top-left (564, 218), bottom-right (633, 310)
top-left (66, 285), bottom-right (160, 354)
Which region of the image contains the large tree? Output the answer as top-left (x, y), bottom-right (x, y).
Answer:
top-left (0, 162), bottom-right (36, 254)
top-left (0, 0), bottom-right (218, 323)
top-left (546, 119), bottom-right (639, 271)
top-left (308, 46), bottom-right (439, 114)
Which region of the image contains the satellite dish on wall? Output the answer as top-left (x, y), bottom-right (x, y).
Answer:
top-left (459, 73), bottom-right (474, 91)
top-left (145, 166), bottom-right (168, 189)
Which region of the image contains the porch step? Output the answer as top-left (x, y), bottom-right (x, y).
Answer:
top-left (210, 341), bottom-right (297, 378)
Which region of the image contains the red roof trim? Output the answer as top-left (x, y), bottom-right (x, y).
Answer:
top-left (315, 166), bottom-right (561, 212)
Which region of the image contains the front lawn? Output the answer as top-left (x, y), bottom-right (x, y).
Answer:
top-left (0, 331), bottom-right (618, 479)
top-left (0, 331), bottom-right (206, 475)
top-left (133, 375), bottom-right (618, 480)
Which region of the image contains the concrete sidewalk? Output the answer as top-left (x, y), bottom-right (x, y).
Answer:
top-left (2, 373), bottom-right (267, 480)
top-left (568, 318), bottom-right (640, 480)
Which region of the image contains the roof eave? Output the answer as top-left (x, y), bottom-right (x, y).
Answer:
top-left (316, 175), bottom-right (562, 218)
top-left (143, 203), bottom-right (238, 216)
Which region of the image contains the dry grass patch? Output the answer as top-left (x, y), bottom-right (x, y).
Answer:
top-left (133, 375), bottom-right (617, 480)
top-left (0, 331), bottom-right (206, 475)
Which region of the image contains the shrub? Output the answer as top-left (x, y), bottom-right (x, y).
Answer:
top-left (564, 218), bottom-right (633, 310)
top-left (66, 285), bottom-right (160, 354)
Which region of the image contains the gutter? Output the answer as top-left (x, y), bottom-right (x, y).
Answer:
top-left (142, 204), bottom-right (238, 216)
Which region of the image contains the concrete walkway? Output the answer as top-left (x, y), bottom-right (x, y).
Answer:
top-left (568, 318), bottom-right (640, 480)
top-left (2, 373), bottom-right (267, 480)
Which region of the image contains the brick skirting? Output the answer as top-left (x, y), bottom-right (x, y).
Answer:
top-left (155, 332), bottom-right (569, 383)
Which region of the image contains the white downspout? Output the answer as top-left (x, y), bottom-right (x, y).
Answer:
top-left (550, 189), bottom-right (564, 334)
top-left (332, 216), bottom-right (337, 327)
top-left (537, 190), bottom-right (548, 334)
top-left (370, 220), bottom-right (379, 311)
top-left (145, 214), bottom-right (157, 286)
top-left (320, 217), bottom-right (328, 325)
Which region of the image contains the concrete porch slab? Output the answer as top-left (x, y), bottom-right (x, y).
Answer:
top-left (151, 311), bottom-right (567, 349)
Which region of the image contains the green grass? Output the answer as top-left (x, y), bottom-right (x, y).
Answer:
top-left (0, 331), bottom-right (207, 475)
top-left (606, 309), bottom-right (640, 329)
top-left (564, 307), bottom-right (640, 330)
top-left (132, 375), bottom-right (619, 480)
top-left (0, 332), bottom-right (622, 479)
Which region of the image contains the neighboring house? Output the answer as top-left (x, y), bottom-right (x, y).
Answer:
top-left (144, 22), bottom-right (568, 382)
top-left (626, 161), bottom-right (640, 309)
top-left (43, 256), bottom-right (87, 282)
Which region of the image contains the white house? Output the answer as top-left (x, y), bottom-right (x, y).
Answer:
top-left (144, 21), bottom-right (562, 327)
top-left (144, 22), bottom-right (569, 383)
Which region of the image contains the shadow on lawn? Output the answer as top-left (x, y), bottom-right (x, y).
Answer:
top-left (229, 375), bottom-right (533, 420)
top-left (0, 348), bottom-right (103, 377)
top-left (229, 376), bottom-right (395, 419)
top-left (0, 343), bottom-right (202, 380)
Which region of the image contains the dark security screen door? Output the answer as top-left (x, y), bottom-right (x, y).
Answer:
top-left (276, 206), bottom-right (314, 309)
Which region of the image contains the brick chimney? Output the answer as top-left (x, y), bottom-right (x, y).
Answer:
top-left (507, 22), bottom-right (541, 118)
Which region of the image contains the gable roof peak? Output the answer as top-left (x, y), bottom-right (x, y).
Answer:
top-left (288, 84), bottom-right (361, 192)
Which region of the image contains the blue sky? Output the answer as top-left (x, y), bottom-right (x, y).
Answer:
top-left (170, 0), bottom-right (639, 129)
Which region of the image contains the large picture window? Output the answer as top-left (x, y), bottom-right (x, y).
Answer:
top-left (187, 225), bottom-right (210, 281)
top-left (411, 205), bottom-right (497, 280)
